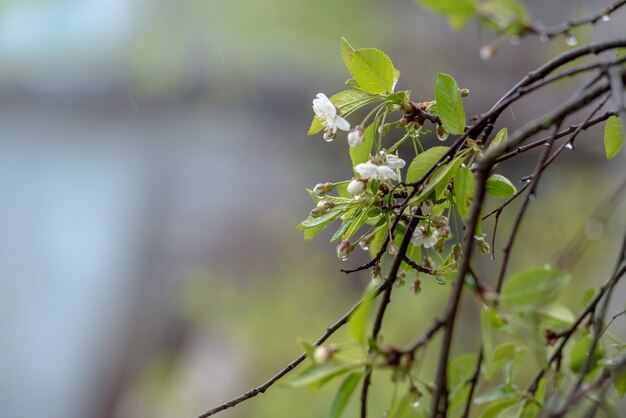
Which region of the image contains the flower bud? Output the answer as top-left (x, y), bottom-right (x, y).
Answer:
top-left (313, 344), bottom-right (337, 364)
top-left (413, 119), bottom-right (423, 130)
top-left (359, 234), bottom-right (374, 251)
top-left (452, 243), bottom-right (462, 261)
top-left (431, 215), bottom-right (448, 228)
top-left (336, 240), bottom-right (353, 261)
top-left (410, 278), bottom-right (422, 294)
top-left (347, 179), bottom-right (366, 196)
top-left (475, 235), bottom-right (490, 255)
top-left (347, 125), bottom-right (365, 147)
top-left (480, 44), bottom-right (497, 61)
top-left (388, 241), bottom-right (399, 255)
top-left (378, 123), bottom-right (391, 135)
top-left (371, 264), bottom-right (382, 285)
top-left (438, 224), bottom-right (451, 239)
top-left (420, 199), bottom-right (434, 215)
top-left (436, 125), bottom-right (449, 141)
top-left (544, 328), bottom-right (558, 347)
top-left (323, 129), bottom-right (336, 142)
top-left (316, 200), bottom-right (335, 211)
top-left (480, 286), bottom-right (499, 303)
top-left (313, 182), bottom-right (334, 196)
top-left (459, 88), bottom-right (470, 97)
top-left (310, 207), bottom-right (324, 218)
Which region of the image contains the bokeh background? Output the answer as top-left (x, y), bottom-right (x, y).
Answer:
top-left (1, 1), bottom-right (625, 417)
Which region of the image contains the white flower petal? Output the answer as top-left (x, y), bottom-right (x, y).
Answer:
top-left (386, 154), bottom-right (406, 169)
top-left (355, 162), bottom-right (377, 179)
top-left (423, 236), bottom-right (438, 248)
top-left (334, 115), bottom-right (350, 132)
top-left (376, 166), bottom-right (398, 181)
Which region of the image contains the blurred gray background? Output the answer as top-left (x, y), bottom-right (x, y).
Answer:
top-left (0, 1), bottom-right (624, 417)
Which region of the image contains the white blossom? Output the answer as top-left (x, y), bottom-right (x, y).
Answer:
top-left (355, 154), bottom-right (406, 182)
top-left (412, 227), bottom-right (439, 249)
top-left (312, 93), bottom-right (350, 137)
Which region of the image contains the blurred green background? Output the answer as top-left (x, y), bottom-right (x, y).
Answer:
top-left (0, 1), bottom-right (624, 417)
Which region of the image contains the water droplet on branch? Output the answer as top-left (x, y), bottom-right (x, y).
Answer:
top-left (565, 35), bottom-right (578, 46)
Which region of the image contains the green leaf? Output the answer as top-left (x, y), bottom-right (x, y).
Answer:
top-left (604, 115), bottom-right (624, 159)
top-left (500, 267), bottom-right (569, 311)
top-left (433, 73), bottom-right (466, 134)
top-left (329, 372), bottom-right (362, 418)
top-left (349, 48), bottom-right (396, 95)
top-left (486, 174), bottom-right (517, 198)
top-left (479, 398), bottom-right (520, 418)
top-left (330, 89), bottom-right (373, 116)
top-left (308, 116), bottom-right (325, 135)
top-left (368, 225), bottom-right (387, 259)
top-left (487, 342), bottom-right (518, 378)
top-left (488, 128), bottom-right (508, 152)
top-left (454, 164), bottom-right (476, 219)
top-left (341, 38), bottom-right (355, 71)
top-left (350, 122), bottom-right (376, 169)
top-left (612, 363), bottom-right (626, 398)
top-left (413, 156), bottom-right (464, 203)
top-left (331, 207), bottom-right (366, 243)
top-left (447, 354), bottom-right (478, 412)
top-left (288, 361), bottom-right (359, 389)
top-left (416, 0), bottom-right (478, 30)
top-left (297, 209), bottom-right (345, 241)
top-left (435, 156), bottom-right (464, 198)
top-left (537, 305), bottom-right (575, 325)
top-left (386, 90), bottom-right (411, 105)
top-left (490, 342), bottom-right (527, 384)
top-left (349, 282), bottom-right (377, 343)
top-left (344, 206), bottom-right (372, 240)
top-left (475, 385), bottom-right (518, 405)
top-left (480, 0), bottom-right (530, 35)
top-left (449, 353), bottom-right (478, 392)
top-left (581, 288), bottom-right (596, 308)
top-left (387, 393), bottom-right (429, 418)
top-left (569, 336), bottom-right (604, 375)
top-left (299, 339), bottom-right (316, 363)
top-left (406, 147), bottom-right (449, 183)
top-left (520, 402), bottom-right (540, 418)
top-left (480, 304), bottom-right (503, 363)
